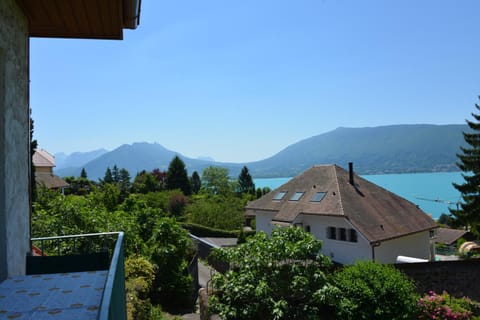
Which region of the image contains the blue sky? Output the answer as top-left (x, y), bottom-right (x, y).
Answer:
top-left (31, 0), bottom-right (480, 163)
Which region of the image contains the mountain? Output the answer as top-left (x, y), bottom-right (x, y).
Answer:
top-left (55, 124), bottom-right (468, 180)
top-left (247, 124), bottom-right (468, 177)
top-left (55, 142), bottom-right (242, 180)
top-left (54, 149), bottom-right (108, 170)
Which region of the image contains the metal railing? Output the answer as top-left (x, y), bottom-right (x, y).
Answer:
top-left (30, 232), bottom-right (126, 320)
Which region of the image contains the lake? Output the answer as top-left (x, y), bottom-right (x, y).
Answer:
top-left (254, 171), bottom-right (464, 220)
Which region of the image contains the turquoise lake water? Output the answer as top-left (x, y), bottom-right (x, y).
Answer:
top-left (254, 172), bottom-right (464, 220)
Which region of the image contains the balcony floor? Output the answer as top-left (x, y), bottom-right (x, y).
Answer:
top-left (0, 270), bottom-right (107, 319)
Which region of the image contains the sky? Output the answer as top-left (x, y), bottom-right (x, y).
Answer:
top-left (30, 0), bottom-right (480, 163)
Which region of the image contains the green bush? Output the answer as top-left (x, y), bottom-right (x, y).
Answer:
top-left (332, 261), bottom-right (418, 320)
top-left (125, 256), bottom-right (156, 320)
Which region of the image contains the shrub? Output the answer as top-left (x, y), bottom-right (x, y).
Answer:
top-left (333, 261), bottom-right (418, 320)
top-left (418, 291), bottom-right (480, 320)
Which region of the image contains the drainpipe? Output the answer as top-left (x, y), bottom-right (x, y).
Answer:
top-left (371, 241), bottom-right (381, 261)
top-left (349, 162), bottom-right (354, 185)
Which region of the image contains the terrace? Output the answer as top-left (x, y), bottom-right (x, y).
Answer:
top-left (0, 232), bottom-right (126, 320)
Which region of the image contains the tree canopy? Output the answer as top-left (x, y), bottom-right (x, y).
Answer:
top-left (237, 166), bottom-right (255, 195)
top-left (210, 227), bottom-right (334, 319)
top-left (166, 155), bottom-right (191, 195)
top-left (451, 100), bottom-right (480, 235)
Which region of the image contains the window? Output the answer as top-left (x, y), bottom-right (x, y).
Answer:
top-left (304, 225), bottom-right (311, 233)
top-left (327, 227), bottom-right (336, 240)
top-left (349, 229), bottom-right (358, 242)
top-left (339, 228), bottom-right (347, 241)
top-left (273, 191), bottom-right (287, 200)
top-left (310, 192), bottom-right (327, 202)
top-left (289, 192), bottom-right (304, 201)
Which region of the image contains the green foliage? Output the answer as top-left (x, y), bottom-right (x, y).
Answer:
top-left (190, 171), bottom-right (201, 194)
top-left (133, 170), bottom-right (162, 194)
top-left (237, 166), bottom-right (255, 195)
top-left (166, 156), bottom-right (191, 195)
top-left (186, 194), bottom-right (245, 230)
top-left (210, 227), bottom-right (334, 319)
top-left (332, 261), bottom-right (418, 320)
top-left (125, 256), bottom-right (156, 320)
top-left (147, 217), bottom-right (195, 312)
top-left (452, 101), bottom-right (480, 235)
top-left (418, 291), bottom-right (480, 320)
top-left (201, 166), bottom-right (232, 195)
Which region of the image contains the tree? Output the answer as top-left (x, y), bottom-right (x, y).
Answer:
top-left (103, 167), bottom-right (114, 184)
top-left (201, 166), bottom-right (231, 195)
top-left (147, 217), bottom-right (194, 311)
top-left (332, 261), bottom-right (418, 320)
top-left (190, 171), bottom-right (201, 194)
top-left (210, 227), bottom-right (335, 319)
top-left (132, 170), bottom-right (158, 194)
top-left (118, 168), bottom-right (132, 200)
top-left (112, 164), bottom-right (120, 183)
top-left (80, 168), bottom-right (88, 179)
top-left (451, 100), bottom-right (480, 235)
top-left (237, 166), bottom-right (255, 195)
top-left (166, 156), bottom-right (191, 195)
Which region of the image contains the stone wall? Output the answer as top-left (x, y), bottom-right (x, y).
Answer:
top-left (396, 259), bottom-right (480, 301)
top-left (0, 0), bottom-right (30, 280)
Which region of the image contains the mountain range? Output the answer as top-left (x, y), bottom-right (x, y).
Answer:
top-left (54, 124), bottom-right (468, 180)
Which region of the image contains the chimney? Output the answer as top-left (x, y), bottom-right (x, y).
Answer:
top-left (349, 162), bottom-right (354, 185)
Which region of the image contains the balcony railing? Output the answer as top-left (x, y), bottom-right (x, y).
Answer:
top-left (29, 232), bottom-right (126, 320)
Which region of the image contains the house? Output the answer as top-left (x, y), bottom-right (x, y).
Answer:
top-left (435, 227), bottom-right (475, 247)
top-left (33, 149), bottom-right (69, 191)
top-left (1, 0), bottom-right (140, 318)
top-left (246, 163), bottom-right (438, 265)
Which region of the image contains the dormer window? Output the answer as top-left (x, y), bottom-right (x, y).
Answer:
top-left (289, 192), bottom-right (305, 201)
top-left (310, 192), bottom-right (327, 202)
top-left (273, 191), bottom-right (287, 200)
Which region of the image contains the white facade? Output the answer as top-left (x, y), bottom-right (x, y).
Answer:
top-left (255, 212), bottom-right (433, 265)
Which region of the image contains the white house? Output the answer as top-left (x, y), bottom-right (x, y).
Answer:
top-left (246, 163), bottom-right (438, 265)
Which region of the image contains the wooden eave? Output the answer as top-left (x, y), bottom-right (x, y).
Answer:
top-left (17, 0), bottom-right (141, 40)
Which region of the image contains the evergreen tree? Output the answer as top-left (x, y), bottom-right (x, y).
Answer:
top-left (237, 166), bottom-right (255, 195)
top-left (166, 156), bottom-right (191, 195)
top-left (190, 171), bottom-right (201, 194)
top-left (112, 165), bottom-right (120, 183)
top-left (451, 101), bottom-right (480, 235)
top-left (80, 168), bottom-right (88, 179)
top-left (118, 168), bottom-right (131, 200)
top-left (103, 167), bottom-right (114, 184)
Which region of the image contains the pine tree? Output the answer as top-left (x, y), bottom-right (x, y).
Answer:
top-left (191, 171), bottom-right (201, 194)
top-left (166, 156), bottom-right (191, 195)
top-left (80, 168), bottom-right (88, 179)
top-left (103, 167), bottom-right (114, 184)
top-left (112, 165), bottom-right (120, 183)
top-left (451, 100), bottom-right (480, 235)
top-left (238, 166), bottom-right (255, 195)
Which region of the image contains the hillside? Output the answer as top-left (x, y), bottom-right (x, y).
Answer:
top-left (55, 124), bottom-right (468, 180)
top-left (249, 124), bottom-right (468, 177)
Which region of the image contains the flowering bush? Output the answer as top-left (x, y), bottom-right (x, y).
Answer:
top-left (418, 291), bottom-right (480, 320)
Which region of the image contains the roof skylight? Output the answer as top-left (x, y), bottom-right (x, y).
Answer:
top-left (310, 192), bottom-right (327, 202)
top-left (289, 192), bottom-right (304, 201)
top-left (273, 191), bottom-right (287, 200)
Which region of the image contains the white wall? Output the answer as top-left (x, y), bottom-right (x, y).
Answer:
top-left (254, 210), bottom-right (277, 235)
top-left (374, 231), bottom-right (432, 264)
top-left (0, 0), bottom-right (30, 280)
top-left (301, 215), bottom-right (372, 265)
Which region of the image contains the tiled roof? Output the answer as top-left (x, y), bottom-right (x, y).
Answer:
top-left (246, 165), bottom-right (437, 243)
top-left (436, 227), bottom-right (474, 246)
top-left (35, 173), bottom-right (69, 189)
top-left (33, 149), bottom-right (55, 168)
